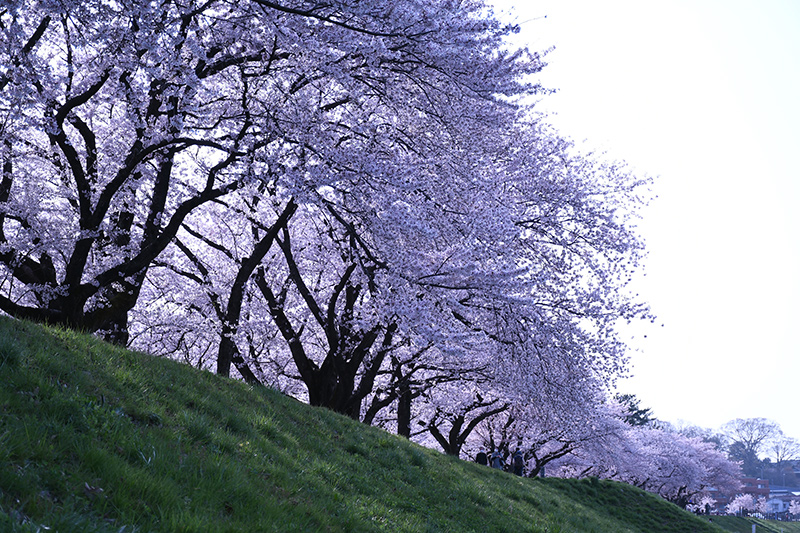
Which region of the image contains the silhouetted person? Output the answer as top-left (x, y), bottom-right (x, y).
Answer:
top-left (512, 449), bottom-right (524, 476)
top-left (476, 449), bottom-right (488, 466)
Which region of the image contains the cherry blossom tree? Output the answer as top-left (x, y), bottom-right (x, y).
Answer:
top-left (361, 340), bottom-right (492, 437)
top-left (0, 0), bottom-right (268, 341)
top-left (726, 494), bottom-right (756, 517)
top-left (396, 119), bottom-right (652, 453)
top-left (1, 0), bottom-right (543, 344)
top-left (469, 396), bottom-right (626, 477)
top-left (131, 187), bottom-right (298, 384)
top-left (789, 499), bottom-right (800, 519)
top-left (549, 420), bottom-right (741, 508)
top-left (414, 383), bottom-right (510, 456)
top-left (254, 208), bottom-right (404, 417)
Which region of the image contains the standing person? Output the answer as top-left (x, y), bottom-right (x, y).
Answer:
top-left (490, 449), bottom-right (504, 470)
top-left (476, 449), bottom-right (488, 466)
top-left (512, 449), bottom-right (525, 476)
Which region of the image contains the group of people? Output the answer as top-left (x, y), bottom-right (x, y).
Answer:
top-left (475, 448), bottom-right (525, 476)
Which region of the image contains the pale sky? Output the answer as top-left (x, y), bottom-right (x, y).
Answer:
top-left (490, 0), bottom-right (800, 442)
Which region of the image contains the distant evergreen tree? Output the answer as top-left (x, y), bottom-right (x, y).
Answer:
top-left (615, 394), bottom-right (654, 427)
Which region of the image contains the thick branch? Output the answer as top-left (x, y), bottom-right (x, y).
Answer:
top-left (251, 1), bottom-right (401, 38)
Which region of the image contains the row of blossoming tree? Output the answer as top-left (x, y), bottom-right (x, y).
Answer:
top-left (724, 495), bottom-right (800, 518)
top-left (1, 0), bottom-right (739, 505)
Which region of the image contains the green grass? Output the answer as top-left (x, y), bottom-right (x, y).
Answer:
top-left (708, 516), bottom-right (800, 532)
top-left (0, 316), bottom-right (776, 532)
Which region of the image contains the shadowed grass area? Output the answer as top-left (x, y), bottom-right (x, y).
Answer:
top-left (0, 316), bottom-right (738, 532)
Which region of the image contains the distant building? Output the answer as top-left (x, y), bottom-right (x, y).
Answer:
top-left (741, 477), bottom-right (770, 499)
top-left (705, 477), bottom-right (800, 515)
top-left (707, 478), bottom-right (769, 513)
top-left (766, 497), bottom-right (789, 515)
top-left (766, 486), bottom-right (800, 519)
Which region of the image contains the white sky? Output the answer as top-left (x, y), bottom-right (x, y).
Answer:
top-left (490, 0), bottom-right (800, 441)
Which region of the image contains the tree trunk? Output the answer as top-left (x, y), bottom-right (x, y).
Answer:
top-left (216, 200), bottom-right (296, 377)
top-left (397, 380), bottom-right (412, 438)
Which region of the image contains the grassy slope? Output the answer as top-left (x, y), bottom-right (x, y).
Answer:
top-left (0, 316), bottom-right (743, 532)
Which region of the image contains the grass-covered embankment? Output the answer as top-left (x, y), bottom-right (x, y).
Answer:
top-left (0, 316), bottom-right (735, 532)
